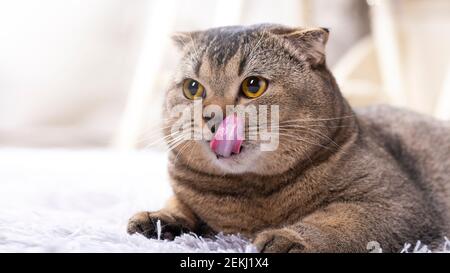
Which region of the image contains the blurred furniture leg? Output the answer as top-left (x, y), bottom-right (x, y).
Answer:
top-left (114, 0), bottom-right (177, 150)
top-left (333, 0), bottom-right (407, 108)
top-left (368, 0), bottom-right (406, 107)
top-left (332, 36), bottom-right (382, 106)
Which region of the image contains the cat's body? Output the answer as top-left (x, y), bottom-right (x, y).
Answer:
top-left (127, 24), bottom-right (450, 252)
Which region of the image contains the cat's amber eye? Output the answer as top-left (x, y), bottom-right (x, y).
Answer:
top-left (183, 79), bottom-right (206, 100)
top-left (241, 76), bottom-right (268, 98)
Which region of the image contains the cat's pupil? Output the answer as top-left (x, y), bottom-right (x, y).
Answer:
top-left (247, 77), bottom-right (260, 93)
top-left (188, 81), bottom-right (199, 95)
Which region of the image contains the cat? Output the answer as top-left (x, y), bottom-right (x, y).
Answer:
top-left (127, 24), bottom-right (450, 252)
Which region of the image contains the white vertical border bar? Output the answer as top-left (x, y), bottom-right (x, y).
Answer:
top-left (114, 0), bottom-right (177, 149)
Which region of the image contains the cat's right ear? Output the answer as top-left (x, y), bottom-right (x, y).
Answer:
top-left (171, 31), bottom-right (198, 50)
top-left (274, 27), bottom-right (330, 67)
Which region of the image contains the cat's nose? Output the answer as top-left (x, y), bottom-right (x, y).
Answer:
top-left (203, 116), bottom-right (218, 134)
top-left (202, 96), bottom-right (237, 134)
top-left (203, 116), bottom-right (213, 122)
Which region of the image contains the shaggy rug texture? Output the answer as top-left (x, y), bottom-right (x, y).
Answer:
top-left (0, 148), bottom-right (447, 253)
top-left (0, 148), bottom-right (255, 252)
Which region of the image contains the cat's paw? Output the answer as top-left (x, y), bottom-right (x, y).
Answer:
top-left (127, 211), bottom-right (190, 240)
top-left (253, 228), bottom-right (307, 253)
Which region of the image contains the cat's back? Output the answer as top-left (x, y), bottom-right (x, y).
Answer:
top-left (355, 105), bottom-right (450, 166)
top-left (356, 105), bottom-right (450, 225)
top-left (356, 104), bottom-right (450, 146)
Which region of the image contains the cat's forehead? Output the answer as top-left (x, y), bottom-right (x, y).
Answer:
top-left (201, 27), bottom-right (249, 67)
top-left (179, 25), bottom-right (280, 79)
top-left (198, 25), bottom-right (268, 45)
top-left (175, 23), bottom-right (329, 82)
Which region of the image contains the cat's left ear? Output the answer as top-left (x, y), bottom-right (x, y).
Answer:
top-left (171, 31), bottom-right (199, 50)
top-left (280, 27), bottom-right (329, 67)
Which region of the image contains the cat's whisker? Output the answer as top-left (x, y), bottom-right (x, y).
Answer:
top-left (183, 143), bottom-right (196, 167)
top-left (157, 132), bottom-right (190, 150)
top-left (276, 125), bottom-right (342, 148)
top-left (143, 137), bottom-right (174, 151)
top-left (143, 133), bottom-right (179, 150)
top-left (280, 115), bottom-right (355, 124)
top-left (141, 129), bottom-right (177, 143)
top-left (165, 133), bottom-right (191, 149)
top-left (141, 120), bottom-right (206, 149)
top-left (245, 122), bottom-right (352, 134)
top-left (277, 124), bottom-right (352, 130)
top-left (166, 141), bottom-right (186, 153)
top-left (168, 138), bottom-right (194, 154)
top-left (278, 128), bottom-right (341, 150)
top-left (132, 123), bottom-right (178, 146)
top-left (141, 127), bottom-right (191, 148)
top-left (173, 141), bottom-right (191, 163)
top-left (166, 131), bottom-right (196, 145)
top-left (276, 132), bottom-right (335, 152)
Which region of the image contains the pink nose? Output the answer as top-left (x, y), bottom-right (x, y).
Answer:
top-left (210, 114), bottom-right (244, 158)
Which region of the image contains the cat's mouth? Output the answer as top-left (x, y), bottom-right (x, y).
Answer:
top-left (208, 140), bottom-right (261, 174)
top-left (214, 145), bottom-right (244, 160)
top-left (209, 114), bottom-right (244, 158)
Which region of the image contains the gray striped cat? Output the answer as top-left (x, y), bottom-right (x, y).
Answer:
top-left (127, 24), bottom-right (450, 252)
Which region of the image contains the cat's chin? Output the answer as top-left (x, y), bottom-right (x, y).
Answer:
top-left (207, 144), bottom-right (262, 174)
top-left (193, 141), bottom-right (263, 174)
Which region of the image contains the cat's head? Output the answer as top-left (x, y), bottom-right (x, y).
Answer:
top-left (163, 24), bottom-right (352, 175)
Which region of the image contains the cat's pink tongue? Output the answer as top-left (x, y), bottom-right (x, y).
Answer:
top-left (210, 114), bottom-right (244, 158)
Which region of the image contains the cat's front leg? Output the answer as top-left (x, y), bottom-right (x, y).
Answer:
top-left (254, 202), bottom-right (391, 253)
top-left (127, 196), bottom-right (199, 240)
top-left (127, 211), bottom-right (192, 240)
top-left (253, 227), bottom-right (309, 253)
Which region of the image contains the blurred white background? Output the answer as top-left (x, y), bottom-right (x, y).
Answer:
top-left (0, 0), bottom-right (449, 149)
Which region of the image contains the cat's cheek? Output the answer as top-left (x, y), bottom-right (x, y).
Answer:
top-left (246, 150), bottom-right (293, 176)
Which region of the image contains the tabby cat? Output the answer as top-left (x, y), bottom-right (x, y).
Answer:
top-left (127, 24), bottom-right (450, 252)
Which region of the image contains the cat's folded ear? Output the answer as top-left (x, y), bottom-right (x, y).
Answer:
top-left (171, 31), bottom-right (199, 50)
top-left (272, 27), bottom-right (329, 67)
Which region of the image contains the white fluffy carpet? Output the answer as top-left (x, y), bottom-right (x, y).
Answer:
top-left (0, 148), bottom-right (448, 253)
top-left (0, 148), bottom-right (255, 252)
